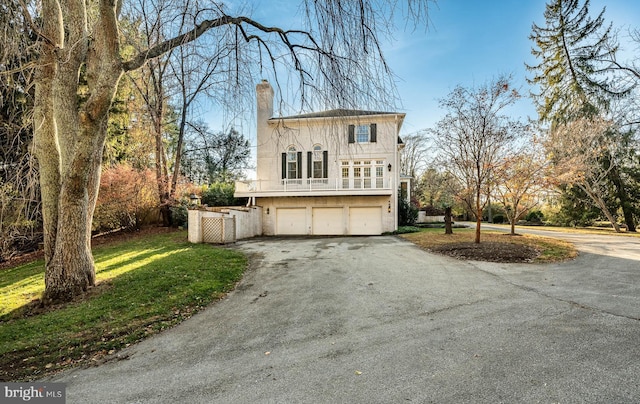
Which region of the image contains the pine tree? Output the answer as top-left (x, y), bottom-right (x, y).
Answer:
top-left (528, 0), bottom-right (625, 123)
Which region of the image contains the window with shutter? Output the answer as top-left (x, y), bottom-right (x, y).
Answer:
top-left (356, 125), bottom-right (369, 143)
top-left (349, 124), bottom-right (376, 143)
top-left (312, 145), bottom-right (323, 178)
top-left (285, 146), bottom-right (298, 179)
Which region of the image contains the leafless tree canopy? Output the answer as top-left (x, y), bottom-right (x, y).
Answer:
top-left (114, 0), bottom-right (432, 114)
top-left (545, 116), bottom-right (623, 231)
top-left (432, 76), bottom-right (523, 243)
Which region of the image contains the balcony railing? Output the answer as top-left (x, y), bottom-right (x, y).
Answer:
top-left (235, 178), bottom-right (391, 194)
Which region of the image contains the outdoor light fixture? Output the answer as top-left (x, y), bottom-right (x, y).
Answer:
top-left (387, 163), bottom-right (392, 172)
top-left (388, 201), bottom-right (391, 213)
top-left (189, 193), bottom-right (200, 205)
top-left (266, 208), bottom-right (270, 214)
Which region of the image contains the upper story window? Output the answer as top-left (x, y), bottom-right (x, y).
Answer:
top-left (308, 144), bottom-right (328, 179)
top-left (313, 145), bottom-right (323, 178)
top-left (282, 146), bottom-right (302, 180)
top-left (356, 125), bottom-right (370, 143)
top-left (340, 159), bottom-right (386, 189)
top-left (348, 123), bottom-right (377, 144)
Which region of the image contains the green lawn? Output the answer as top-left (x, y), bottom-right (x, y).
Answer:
top-left (0, 230), bottom-right (247, 381)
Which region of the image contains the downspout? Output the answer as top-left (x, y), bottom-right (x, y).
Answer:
top-left (394, 115), bottom-right (399, 231)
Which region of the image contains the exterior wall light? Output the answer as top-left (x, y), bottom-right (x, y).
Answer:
top-left (388, 163), bottom-right (392, 172)
top-left (388, 201), bottom-right (391, 213)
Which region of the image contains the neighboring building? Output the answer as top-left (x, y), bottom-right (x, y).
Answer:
top-left (235, 80), bottom-right (407, 236)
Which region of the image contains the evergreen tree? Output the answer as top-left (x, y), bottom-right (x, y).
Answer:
top-left (528, 0), bottom-right (626, 123)
top-left (529, 0), bottom-right (639, 231)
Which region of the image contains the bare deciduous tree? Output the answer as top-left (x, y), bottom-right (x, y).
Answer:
top-left (545, 116), bottom-right (622, 232)
top-left (492, 136), bottom-right (551, 235)
top-left (400, 130), bottom-right (430, 200)
top-left (432, 76), bottom-right (522, 243)
top-left (400, 131), bottom-right (430, 179)
top-left (5, 0), bottom-right (432, 303)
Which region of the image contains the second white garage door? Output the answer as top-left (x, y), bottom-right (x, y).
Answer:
top-left (276, 208), bottom-right (307, 235)
top-left (349, 207), bottom-right (382, 235)
top-left (312, 207), bottom-right (345, 235)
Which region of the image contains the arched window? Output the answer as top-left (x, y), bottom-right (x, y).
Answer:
top-left (287, 146), bottom-right (298, 179)
top-left (308, 144), bottom-right (328, 179)
top-left (313, 145), bottom-right (323, 178)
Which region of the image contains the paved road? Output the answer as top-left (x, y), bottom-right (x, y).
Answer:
top-left (51, 235), bottom-right (640, 403)
top-left (477, 223), bottom-right (640, 320)
top-left (480, 222), bottom-right (640, 260)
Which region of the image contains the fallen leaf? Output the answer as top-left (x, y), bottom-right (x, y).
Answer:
top-left (355, 370), bottom-right (362, 375)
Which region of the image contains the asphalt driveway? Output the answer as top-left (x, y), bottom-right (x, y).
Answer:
top-left (52, 235), bottom-right (640, 403)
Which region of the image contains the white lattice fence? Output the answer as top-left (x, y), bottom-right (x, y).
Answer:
top-left (202, 217), bottom-right (236, 243)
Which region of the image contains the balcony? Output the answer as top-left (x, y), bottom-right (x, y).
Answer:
top-left (235, 178), bottom-right (393, 198)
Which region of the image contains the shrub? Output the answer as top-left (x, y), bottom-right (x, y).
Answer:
top-left (201, 182), bottom-right (245, 206)
top-left (395, 226), bottom-right (421, 234)
top-left (420, 205), bottom-right (444, 216)
top-left (493, 215), bottom-right (504, 224)
top-left (93, 164), bottom-right (158, 232)
top-left (525, 210), bottom-right (544, 222)
top-left (399, 197), bottom-right (419, 226)
top-left (170, 201), bottom-right (189, 228)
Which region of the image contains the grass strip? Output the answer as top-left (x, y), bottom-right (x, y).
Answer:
top-left (0, 230), bottom-right (246, 381)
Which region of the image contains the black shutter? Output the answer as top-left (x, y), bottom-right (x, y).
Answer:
top-left (348, 125), bottom-right (355, 143)
top-left (281, 153), bottom-right (287, 179)
top-left (370, 123), bottom-right (377, 143)
top-left (322, 150), bottom-right (328, 178)
top-left (307, 151), bottom-right (312, 178)
top-left (297, 151), bottom-right (303, 179)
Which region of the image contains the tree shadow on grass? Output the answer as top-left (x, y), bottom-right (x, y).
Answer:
top-left (0, 239), bottom-right (245, 381)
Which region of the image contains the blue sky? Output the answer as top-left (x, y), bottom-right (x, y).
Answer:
top-left (386, 0), bottom-right (640, 135)
top-left (205, 1), bottom-right (640, 155)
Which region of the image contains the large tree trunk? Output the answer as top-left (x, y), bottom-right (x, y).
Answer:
top-left (154, 113), bottom-right (171, 226)
top-left (33, 0), bottom-right (123, 304)
top-left (444, 206), bottom-right (453, 235)
top-left (170, 108), bottom-right (188, 202)
top-left (581, 184), bottom-right (621, 233)
top-left (609, 166), bottom-right (636, 232)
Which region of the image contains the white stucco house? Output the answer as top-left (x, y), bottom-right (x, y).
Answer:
top-left (234, 80), bottom-right (408, 236)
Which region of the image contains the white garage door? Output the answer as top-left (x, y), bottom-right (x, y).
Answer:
top-left (312, 207), bottom-right (345, 235)
top-left (349, 207), bottom-right (382, 235)
top-left (276, 208), bottom-right (307, 235)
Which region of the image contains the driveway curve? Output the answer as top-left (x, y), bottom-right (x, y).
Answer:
top-left (51, 235), bottom-right (640, 403)
top-left (478, 223), bottom-right (640, 320)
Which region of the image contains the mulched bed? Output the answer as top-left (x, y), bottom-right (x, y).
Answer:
top-left (432, 241), bottom-right (539, 263)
